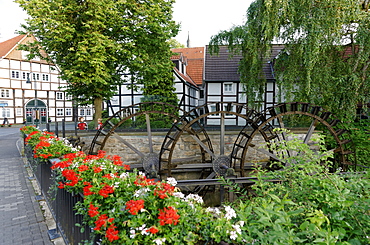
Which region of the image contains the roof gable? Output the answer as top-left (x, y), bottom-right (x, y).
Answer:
top-left (0, 34), bottom-right (26, 58)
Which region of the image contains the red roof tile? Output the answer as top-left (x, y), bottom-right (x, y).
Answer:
top-left (0, 34), bottom-right (26, 58)
top-left (171, 47), bottom-right (204, 85)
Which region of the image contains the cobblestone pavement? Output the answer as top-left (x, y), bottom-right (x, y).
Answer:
top-left (0, 126), bottom-right (53, 245)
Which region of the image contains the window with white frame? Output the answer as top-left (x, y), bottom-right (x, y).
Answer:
top-left (224, 83), bottom-right (233, 93)
top-left (56, 108), bottom-right (64, 116)
top-left (86, 108), bottom-right (92, 116)
top-left (16, 108), bottom-right (22, 116)
top-left (56, 92), bottom-right (63, 100)
top-left (11, 71), bottom-right (20, 79)
top-left (224, 105), bottom-right (234, 116)
top-left (1, 89), bottom-right (10, 98)
top-left (65, 108), bottom-right (72, 116)
top-left (210, 105), bottom-right (220, 116)
top-left (32, 73), bottom-right (40, 81)
top-left (79, 109), bottom-right (85, 116)
top-left (42, 74), bottom-right (49, 81)
top-left (1, 108), bottom-right (10, 117)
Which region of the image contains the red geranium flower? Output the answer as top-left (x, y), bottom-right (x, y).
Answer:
top-left (154, 182), bottom-right (175, 199)
top-left (93, 166), bottom-right (102, 173)
top-left (78, 165), bottom-right (89, 172)
top-left (106, 224), bottom-right (119, 242)
top-left (125, 199), bottom-right (145, 215)
top-left (134, 175), bottom-right (156, 186)
top-left (158, 207), bottom-right (180, 226)
top-left (147, 226), bottom-right (159, 234)
top-left (88, 203), bottom-right (99, 217)
top-left (94, 214), bottom-right (114, 231)
top-left (83, 182), bottom-right (94, 196)
top-left (99, 184), bottom-right (114, 198)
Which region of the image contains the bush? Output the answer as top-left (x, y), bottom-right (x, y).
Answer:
top-left (223, 129), bottom-right (370, 244)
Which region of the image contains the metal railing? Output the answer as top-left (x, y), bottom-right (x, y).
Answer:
top-left (24, 144), bottom-right (96, 245)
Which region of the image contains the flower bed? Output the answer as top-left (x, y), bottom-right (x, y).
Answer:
top-left (21, 126), bottom-right (370, 244)
top-left (21, 126), bottom-right (243, 244)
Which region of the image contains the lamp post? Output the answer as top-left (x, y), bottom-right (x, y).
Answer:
top-left (26, 72), bottom-right (39, 127)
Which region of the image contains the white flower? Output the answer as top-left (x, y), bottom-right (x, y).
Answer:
top-left (134, 187), bottom-right (150, 198)
top-left (224, 206), bottom-right (236, 220)
top-left (138, 171), bottom-right (146, 176)
top-left (138, 224), bottom-right (149, 235)
top-left (205, 207), bottom-right (221, 215)
top-left (120, 172), bottom-right (129, 179)
top-left (153, 238), bottom-right (166, 245)
top-left (166, 177), bottom-right (177, 186)
top-left (228, 230), bottom-right (238, 240)
top-left (232, 224), bottom-right (242, 234)
top-left (113, 182), bottom-right (120, 188)
top-left (173, 192), bottom-right (185, 199)
top-left (185, 193), bottom-right (203, 204)
top-left (129, 229), bottom-right (136, 239)
top-left (237, 220), bottom-right (245, 227)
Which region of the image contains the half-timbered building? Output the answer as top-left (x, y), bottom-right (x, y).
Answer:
top-left (0, 34), bottom-right (93, 125)
top-left (203, 45), bottom-right (284, 125)
top-left (106, 48), bottom-right (202, 116)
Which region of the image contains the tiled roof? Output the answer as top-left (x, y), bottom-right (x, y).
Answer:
top-left (204, 45), bottom-right (285, 81)
top-left (204, 46), bottom-right (242, 81)
top-left (173, 67), bottom-right (197, 87)
top-left (0, 34), bottom-right (26, 58)
top-left (172, 47), bottom-right (204, 59)
top-left (171, 47), bottom-right (204, 85)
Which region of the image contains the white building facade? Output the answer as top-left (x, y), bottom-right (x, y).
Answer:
top-left (0, 34), bottom-right (93, 125)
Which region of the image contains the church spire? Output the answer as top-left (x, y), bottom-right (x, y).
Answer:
top-left (186, 31), bottom-right (191, 48)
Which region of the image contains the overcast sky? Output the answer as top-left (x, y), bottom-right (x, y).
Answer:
top-left (0, 0), bottom-right (253, 46)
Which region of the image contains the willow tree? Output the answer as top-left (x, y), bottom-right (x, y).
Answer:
top-left (16, 0), bottom-right (179, 125)
top-left (209, 0), bottom-right (370, 121)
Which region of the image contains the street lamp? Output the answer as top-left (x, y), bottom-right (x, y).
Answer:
top-left (26, 72), bottom-right (39, 127)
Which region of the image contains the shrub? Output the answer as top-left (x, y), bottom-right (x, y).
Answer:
top-left (223, 129), bottom-right (370, 244)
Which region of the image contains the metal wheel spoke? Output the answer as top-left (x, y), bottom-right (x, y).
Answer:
top-left (220, 113), bottom-right (225, 155)
top-left (111, 132), bottom-right (145, 158)
top-left (145, 114), bottom-right (153, 153)
top-left (249, 143), bottom-right (285, 163)
top-left (190, 135), bottom-right (216, 159)
top-left (303, 119), bottom-right (318, 144)
top-left (276, 115), bottom-right (293, 158)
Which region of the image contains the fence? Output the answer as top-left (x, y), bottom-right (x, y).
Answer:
top-left (24, 143), bottom-right (96, 245)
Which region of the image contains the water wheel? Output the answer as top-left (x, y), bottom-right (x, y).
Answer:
top-left (159, 102), bottom-right (259, 184)
top-left (233, 102), bottom-right (355, 174)
top-left (89, 102), bottom-right (184, 177)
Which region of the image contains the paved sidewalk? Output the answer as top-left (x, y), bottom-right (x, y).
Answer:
top-left (0, 126), bottom-right (53, 245)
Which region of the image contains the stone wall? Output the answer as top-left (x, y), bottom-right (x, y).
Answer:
top-left (79, 130), bottom-right (313, 166)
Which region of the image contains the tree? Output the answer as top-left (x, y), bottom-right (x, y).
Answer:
top-left (169, 39), bottom-right (186, 49)
top-left (209, 0), bottom-right (370, 121)
top-left (16, 0), bottom-right (179, 125)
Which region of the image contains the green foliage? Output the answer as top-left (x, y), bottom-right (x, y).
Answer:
top-left (209, 0), bottom-right (370, 121)
top-left (223, 129), bottom-right (370, 244)
top-left (16, 0), bottom-right (179, 121)
top-left (345, 120), bottom-right (370, 169)
top-left (169, 39), bottom-right (186, 49)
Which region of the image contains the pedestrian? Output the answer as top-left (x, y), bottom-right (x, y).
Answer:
top-left (96, 118), bottom-right (103, 130)
top-left (77, 117), bottom-right (88, 130)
